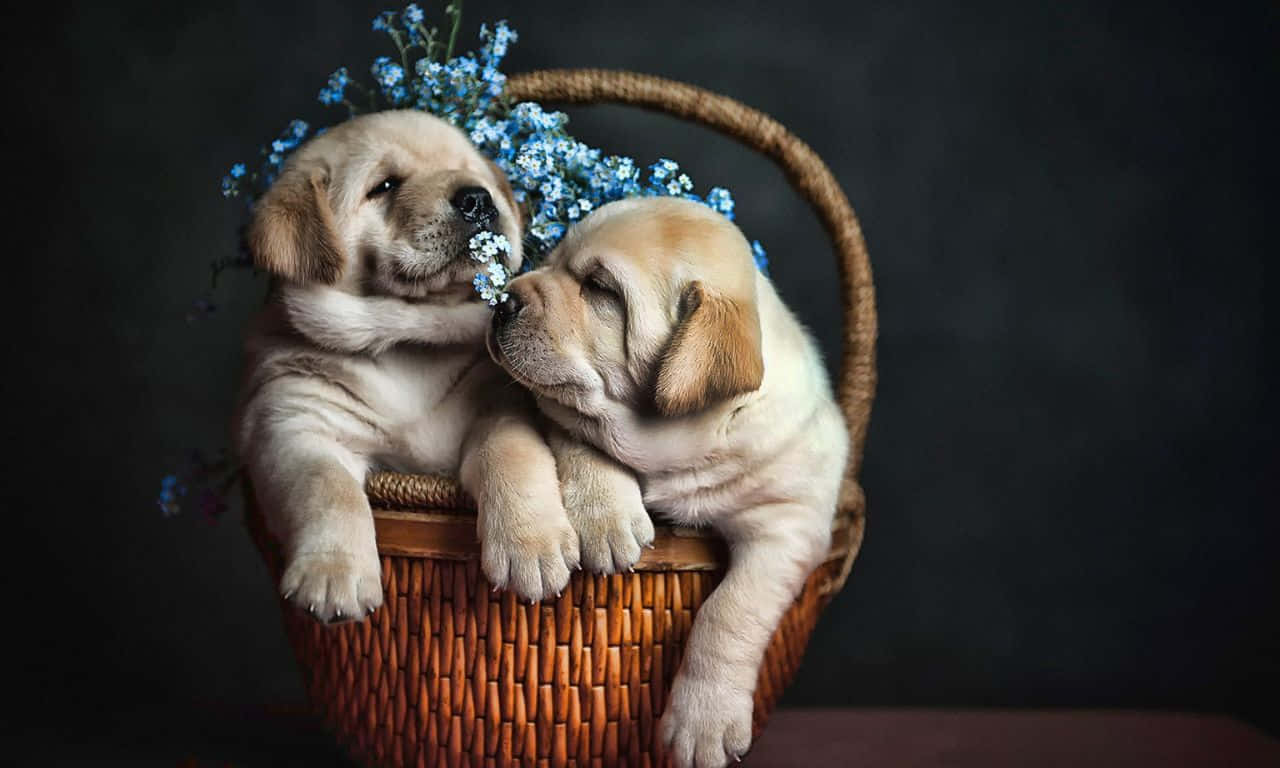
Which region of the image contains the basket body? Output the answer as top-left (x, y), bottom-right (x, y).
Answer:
top-left (249, 495), bottom-right (851, 768)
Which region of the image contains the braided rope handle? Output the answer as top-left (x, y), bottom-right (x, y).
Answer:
top-left (505, 69), bottom-right (877, 595)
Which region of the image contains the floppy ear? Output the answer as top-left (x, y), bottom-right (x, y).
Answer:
top-left (485, 158), bottom-right (523, 229)
top-left (246, 165), bottom-right (344, 284)
top-left (654, 281), bottom-right (764, 417)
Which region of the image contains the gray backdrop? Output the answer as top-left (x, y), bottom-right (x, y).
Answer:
top-left (10, 0), bottom-right (1276, 764)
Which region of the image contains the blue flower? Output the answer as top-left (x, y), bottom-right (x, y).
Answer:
top-left (468, 231), bottom-right (514, 304)
top-left (480, 20), bottom-right (518, 64)
top-left (229, 163), bottom-right (246, 179)
top-left (157, 473), bottom-right (187, 517)
top-left (529, 221), bottom-right (566, 249)
top-left (318, 68), bottom-right (349, 106)
top-left (416, 57), bottom-right (443, 78)
top-left (751, 240), bottom-right (769, 274)
top-left (372, 11), bottom-right (395, 31)
top-left (372, 56), bottom-right (404, 89)
top-left (403, 3), bottom-right (424, 24)
top-left (649, 158), bottom-right (678, 181)
top-left (706, 187), bottom-right (734, 219)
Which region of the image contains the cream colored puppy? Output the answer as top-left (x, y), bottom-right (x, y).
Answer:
top-left (488, 197), bottom-right (848, 768)
top-left (236, 111), bottom-right (653, 622)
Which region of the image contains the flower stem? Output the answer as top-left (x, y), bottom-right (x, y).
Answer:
top-left (389, 28), bottom-right (409, 72)
top-left (416, 23), bottom-right (437, 61)
top-left (445, 2), bottom-right (463, 61)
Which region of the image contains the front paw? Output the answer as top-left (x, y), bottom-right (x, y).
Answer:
top-left (280, 548), bottom-right (383, 624)
top-left (480, 508), bottom-right (580, 603)
top-left (562, 463), bottom-right (654, 573)
top-left (660, 675), bottom-right (753, 768)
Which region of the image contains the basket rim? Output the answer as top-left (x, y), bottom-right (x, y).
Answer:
top-left (369, 506), bottom-right (858, 575)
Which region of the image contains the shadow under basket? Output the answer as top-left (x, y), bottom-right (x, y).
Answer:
top-left (246, 68), bottom-right (877, 768)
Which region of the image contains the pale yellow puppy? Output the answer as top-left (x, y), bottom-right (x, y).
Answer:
top-left (488, 197), bottom-right (848, 768)
top-left (236, 111), bottom-right (653, 623)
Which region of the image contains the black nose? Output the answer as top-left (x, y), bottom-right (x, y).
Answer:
top-left (451, 186), bottom-right (496, 225)
top-left (494, 292), bottom-right (523, 322)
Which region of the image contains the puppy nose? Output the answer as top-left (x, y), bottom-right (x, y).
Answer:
top-left (451, 186), bottom-right (496, 225)
top-left (494, 291), bottom-right (523, 322)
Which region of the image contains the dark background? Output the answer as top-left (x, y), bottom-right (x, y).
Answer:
top-left (8, 0), bottom-right (1276, 764)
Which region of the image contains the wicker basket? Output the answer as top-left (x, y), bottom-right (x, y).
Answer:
top-left (247, 68), bottom-right (877, 768)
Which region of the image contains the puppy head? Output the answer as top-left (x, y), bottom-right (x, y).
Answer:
top-left (489, 197), bottom-right (763, 418)
top-left (247, 110), bottom-right (520, 303)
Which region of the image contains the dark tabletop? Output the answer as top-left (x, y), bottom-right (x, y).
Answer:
top-left (29, 707), bottom-right (1280, 766)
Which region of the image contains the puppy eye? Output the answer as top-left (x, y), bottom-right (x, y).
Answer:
top-left (584, 272), bottom-right (616, 297)
top-left (367, 175), bottom-right (402, 199)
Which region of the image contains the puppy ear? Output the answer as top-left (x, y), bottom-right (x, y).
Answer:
top-left (654, 281), bottom-right (764, 417)
top-left (247, 165), bottom-right (344, 284)
top-left (485, 158), bottom-right (523, 229)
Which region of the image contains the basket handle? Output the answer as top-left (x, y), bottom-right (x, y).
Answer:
top-left (506, 69), bottom-right (877, 595)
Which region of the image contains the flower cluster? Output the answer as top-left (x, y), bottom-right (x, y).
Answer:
top-left (468, 105), bottom-right (764, 261)
top-left (216, 3), bottom-right (767, 277)
top-left (157, 474), bottom-right (185, 518)
top-left (157, 451), bottom-right (239, 521)
top-left (468, 231), bottom-right (513, 305)
top-left (221, 119), bottom-right (312, 199)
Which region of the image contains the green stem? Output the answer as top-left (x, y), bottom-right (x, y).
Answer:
top-left (445, 2), bottom-right (463, 61)
top-left (413, 23), bottom-right (436, 61)
top-left (464, 84), bottom-right (483, 122)
top-left (389, 28), bottom-right (409, 72)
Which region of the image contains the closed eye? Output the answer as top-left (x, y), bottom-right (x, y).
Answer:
top-left (583, 270), bottom-right (619, 299)
top-left (366, 175), bottom-right (402, 199)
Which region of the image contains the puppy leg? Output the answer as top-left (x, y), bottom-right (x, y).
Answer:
top-left (249, 426), bottom-right (382, 624)
top-left (283, 284), bottom-right (493, 354)
top-left (461, 406), bottom-right (580, 602)
top-left (548, 426), bottom-right (654, 573)
top-left (660, 505), bottom-right (830, 768)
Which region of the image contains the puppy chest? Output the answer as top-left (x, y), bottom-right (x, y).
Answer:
top-left (640, 467), bottom-right (760, 526)
top-left (384, 413), bottom-right (471, 473)
top-left (358, 349), bottom-right (489, 473)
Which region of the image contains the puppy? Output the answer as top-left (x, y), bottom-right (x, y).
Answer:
top-left (488, 197), bottom-right (848, 768)
top-left (235, 110), bottom-right (653, 621)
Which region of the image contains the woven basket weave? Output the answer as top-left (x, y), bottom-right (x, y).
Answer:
top-left (247, 68), bottom-right (877, 768)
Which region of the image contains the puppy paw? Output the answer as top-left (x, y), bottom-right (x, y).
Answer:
top-left (562, 463), bottom-right (654, 574)
top-left (280, 548), bottom-right (383, 624)
top-left (661, 675), bottom-right (753, 768)
top-left (480, 505), bottom-right (580, 603)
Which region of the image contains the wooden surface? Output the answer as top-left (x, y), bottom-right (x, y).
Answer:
top-left (748, 709), bottom-right (1280, 767)
top-left (124, 708), bottom-right (1280, 766)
